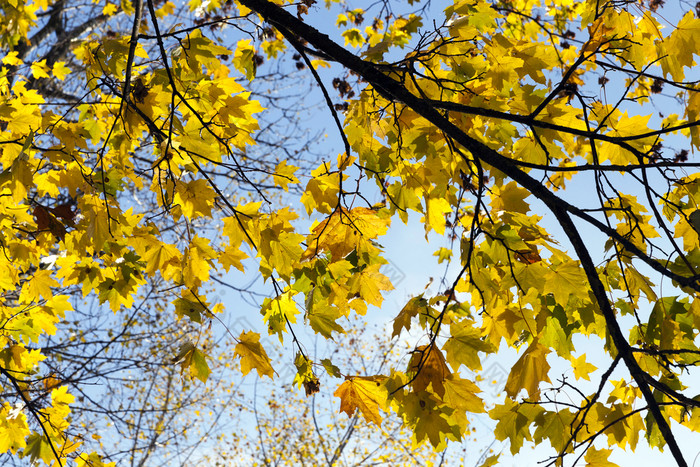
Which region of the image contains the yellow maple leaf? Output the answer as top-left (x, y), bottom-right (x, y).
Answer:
top-left (182, 235), bottom-right (216, 287)
top-left (142, 242), bottom-right (181, 277)
top-left (424, 197), bottom-right (452, 235)
top-left (300, 167), bottom-right (341, 215)
top-left (302, 206), bottom-right (390, 260)
top-left (571, 354), bottom-right (598, 381)
top-left (443, 320), bottom-right (496, 371)
top-left (0, 403), bottom-right (29, 454)
top-left (584, 447), bottom-right (619, 466)
top-left (173, 179), bottom-right (216, 219)
top-left (1, 51), bottom-right (23, 66)
top-left (490, 181), bottom-right (531, 214)
top-left (333, 376), bottom-right (387, 426)
top-left (218, 245), bottom-right (248, 272)
top-left (505, 341), bottom-right (551, 399)
top-left (443, 374), bottom-right (486, 413)
top-left (392, 295), bottom-right (428, 338)
top-left (19, 269), bottom-right (58, 304)
top-left (346, 263), bottom-right (393, 307)
top-left (233, 39), bottom-right (256, 80)
top-left (7, 101), bottom-right (42, 135)
top-left (52, 61), bottom-right (71, 80)
top-left (543, 260), bottom-right (589, 305)
top-left (102, 3), bottom-right (118, 15)
top-left (235, 331), bottom-right (274, 378)
top-left (30, 60), bottom-right (51, 79)
top-left (272, 159), bottom-right (299, 191)
top-left (76, 452), bottom-right (116, 467)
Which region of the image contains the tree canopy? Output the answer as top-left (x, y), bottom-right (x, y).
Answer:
top-left (2, 0), bottom-right (700, 465)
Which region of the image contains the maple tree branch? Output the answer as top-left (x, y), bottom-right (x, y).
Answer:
top-left (329, 412), bottom-right (360, 466)
top-left (425, 98), bottom-right (700, 147)
top-left (555, 352), bottom-right (622, 464)
top-left (284, 33), bottom-right (352, 199)
top-left (138, 15), bottom-right (247, 40)
top-left (594, 59), bottom-right (700, 92)
top-left (252, 377), bottom-right (272, 467)
top-left (310, 394), bottom-right (333, 464)
top-left (549, 204), bottom-right (687, 466)
top-left (506, 159), bottom-right (700, 172)
top-left (122, 0), bottom-right (144, 108)
top-left (529, 42), bottom-right (596, 119)
top-left (638, 157), bottom-right (695, 277)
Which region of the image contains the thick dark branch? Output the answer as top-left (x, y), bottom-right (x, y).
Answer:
top-left (122, 0), bottom-right (144, 108)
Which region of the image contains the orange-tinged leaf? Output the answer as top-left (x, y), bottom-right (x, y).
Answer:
top-left (392, 295), bottom-right (428, 338)
top-left (334, 376), bottom-right (387, 426)
top-left (235, 331), bottom-right (274, 378)
top-left (409, 343), bottom-right (451, 397)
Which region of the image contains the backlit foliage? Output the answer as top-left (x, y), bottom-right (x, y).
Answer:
top-left (2, 0), bottom-right (700, 465)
